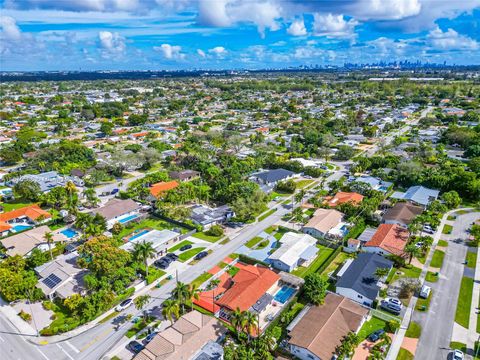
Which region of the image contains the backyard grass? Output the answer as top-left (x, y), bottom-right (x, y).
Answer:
top-left (465, 250), bottom-right (477, 269)
top-left (430, 250), bottom-right (445, 268)
top-left (258, 208), bottom-right (277, 221)
top-left (442, 224), bottom-right (453, 234)
top-left (245, 236), bottom-right (264, 249)
top-left (178, 247), bottom-right (206, 262)
top-left (320, 251), bottom-right (350, 277)
top-left (438, 240), bottom-right (449, 247)
top-left (191, 272), bottom-right (213, 288)
top-left (450, 341), bottom-right (468, 353)
top-left (295, 179), bottom-right (314, 189)
top-left (116, 216), bottom-right (188, 239)
top-left (192, 232), bottom-right (223, 243)
top-left (1, 201), bottom-right (34, 212)
top-left (396, 348), bottom-right (414, 360)
top-left (425, 271), bottom-right (439, 283)
top-left (291, 245), bottom-right (334, 278)
top-left (455, 276), bottom-right (474, 328)
top-left (405, 321), bottom-right (422, 338)
top-left (168, 240), bottom-right (193, 253)
top-left (390, 265), bottom-right (422, 283)
top-left (415, 291), bottom-right (433, 311)
top-left (357, 317), bottom-right (387, 341)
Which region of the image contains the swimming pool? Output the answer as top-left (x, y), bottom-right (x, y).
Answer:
top-left (129, 229), bottom-right (150, 241)
top-left (118, 214), bottom-right (139, 224)
top-left (12, 224), bottom-right (31, 232)
top-left (61, 228), bottom-right (78, 239)
top-left (274, 286), bottom-right (295, 304)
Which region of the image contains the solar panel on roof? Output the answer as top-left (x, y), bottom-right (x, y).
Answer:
top-left (42, 274), bottom-right (62, 289)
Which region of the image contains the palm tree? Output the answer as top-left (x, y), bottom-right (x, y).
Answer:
top-left (208, 278), bottom-right (221, 290)
top-left (83, 187), bottom-right (99, 207)
top-left (162, 299), bottom-right (180, 325)
top-left (172, 281), bottom-right (190, 313)
top-left (132, 241), bottom-right (156, 279)
top-left (75, 212), bottom-right (92, 231)
top-left (375, 267), bottom-right (390, 279)
top-left (85, 223), bottom-right (103, 238)
top-left (242, 311), bottom-right (258, 341)
top-left (230, 308), bottom-right (246, 335)
top-left (294, 189), bottom-right (306, 207)
top-left (188, 284), bottom-right (201, 311)
top-left (134, 295), bottom-right (151, 321)
top-left (65, 181), bottom-right (78, 213)
top-left (405, 244), bottom-right (421, 264)
top-left (43, 231), bottom-right (54, 260)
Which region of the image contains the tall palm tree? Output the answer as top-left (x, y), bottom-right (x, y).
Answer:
top-left (43, 231), bottom-right (54, 260)
top-left (162, 299), bottom-right (180, 325)
top-left (188, 284), bottom-right (201, 311)
top-left (405, 244), bottom-right (421, 264)
top-left (172, 281), bottom-right (190, 313)
top-left (242, 311), bottom-right (258, 341)
top-left (132, 241), bottom-right (156, 279)
top-left (65, 181), bottom-right (78, 213)
top-left (230, 307), bottom-right (246, 335)
top-left (134, 295), bottom-right (151, 321)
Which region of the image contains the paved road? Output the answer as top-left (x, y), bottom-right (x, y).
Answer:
top-left (414, 211), bottom-right (479, 360)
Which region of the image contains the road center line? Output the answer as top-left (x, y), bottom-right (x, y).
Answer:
top-left (56, 344), bottom-right (75, 360)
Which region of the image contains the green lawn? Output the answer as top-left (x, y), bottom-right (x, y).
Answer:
top-left (168, 240), bottom-right (193, 253)
top-left (296, 179), bottom-right (314, 189)
top-left (357, 317), bottom-right (387, 341)
top-left (442, 224), bottom-right (453, 234)
top-left (245, 236), bottom-right (264, 249)
top-left (465, 250), bottom-right (477, 269)
top-left (425, 271), bottom-right (439, 283)
top-left (447, 215), bottom-right (456, 221)
top-left (320, 251), bottom-right (350, 277)
top-left (1, 201), bottom-right (34, 212)
top-left (291, 246), bottom-right (334, 278)
top-left (430, 250), bottom-right (445, 268)
top-left (178, 247), bottom-right (206, 262)
top-left (438, 240), bottom-right (449, 247)
top-left (405, 321), bottom-right (422, 338)
top-left (191, 272), bottom-right (213, 288)
top-left (455, 276), bottom-right (474, 328)
top-left (256, 239), bottom-right (270, 250)
top-left (390, 265), bottom-right (422, 283)
top-left (450, 342), bottom-right (467, 353)
top-left (415, 291), bottom-right (433, 311)
top-left (397, 348), bottom-right (414, 360)
top-left (264, 225), bottom-right (277, 234)
top-left (258, 208), bottom-right (277, 221)
top-left (192, 232), bottom-right (223, 243)
top-left (228, 266), bottom-right (240, 277)
top-left (116, 216), bottom-right (188, 239)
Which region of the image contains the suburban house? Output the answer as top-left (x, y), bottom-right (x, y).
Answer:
top-left (134, 310), bottom-right (226, 360)
top-left (168, 170), bottom-right (200, 182)
top-left (189, 204), bottom-right (234, 229)
top-left (35, 252), bottom-right (87, 300)
top-left (353, 176), bottom-right (393, 193)
top-left (250, 168), bottom-right (296, 189)
top-left (0, 225), bottom-right (64, 257)
top-left (325, 191), bottom-right (364, 207)
top-left (344, 238), bottom-right (361, 253)
top-left (363, 224), bottom-right (409, 257)
top-left (7, 171), bottom-right (84, 192)
top-left (0, 204), bottom-right (52, 236)
top-left (390, 185), bottom-right (440, 207)
top-left (383, 202), bottom-right (423, 227)
top-left (286, 293), bottom-right (369, 360)
top-left (91, 198), bottom-right (142, 229)
top-left (148, 180), bottom-right (179, 199)
top-left (302, 208), bottom-right (347, 239)
top-left (336, 253), bottom-right (393, 307)
top-left (268, 232), bottom-right (318, 272)
top-left (121, 229), bottom-right (180, 258)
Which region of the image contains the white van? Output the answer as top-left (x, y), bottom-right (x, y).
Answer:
top-left (419, 285), bottom-right (431, 299)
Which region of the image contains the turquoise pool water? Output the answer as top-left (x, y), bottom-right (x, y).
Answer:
top-left (118, 214), bottom-right (139, 224)
top-left (274, 286), bottom-right (295, 304)
top-left (61, 228), bottom-right (78, 239)
top-left (129, 229), bottom-right (150, 241)
top-left (12, 224), bottom-right (31, 232)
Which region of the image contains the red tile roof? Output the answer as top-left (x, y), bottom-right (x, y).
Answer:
top-left (0, 222), bottom-right (12, 232)
top-left (364, 224), bottom-right (409, 256)
top-left (149, 181), bottom-right (179, 197)
top-left (326, 192), bottom-right (364, 207)
top-left (215, 265), bottom-right (280, 312)
top-left (0, 205), bottom-right (51, 223)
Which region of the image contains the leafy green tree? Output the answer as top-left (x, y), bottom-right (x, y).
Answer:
top-left (0, 256), bottom-right (39, 302)
top-left (13, 180), bottom-right (41, 202)
top-left (405, 244), bottom-right (421, 264)
top-left (440, 190), bottom-right (461, 209)
top-left (303, 273), bottom-right (328, 305)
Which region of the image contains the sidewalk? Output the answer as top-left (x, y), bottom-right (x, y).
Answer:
top-left (467, 243), bottom-right (480, 346)
top-left (0, 297), bottom-right (37, 337)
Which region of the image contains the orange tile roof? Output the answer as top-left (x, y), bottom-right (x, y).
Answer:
top-left (364, 224), bottom-right (409, 256)
top-left (0, 222), bottom-right (12, 232)
top-left (0, 205), bottom-right (51, 223)
top-left (326, 192), bottom-right (364, 207)
top-left (149, 181), bottom-right (179, 197)
top-left (132, 131), bottom-right (149, 137)
top-left (215, 264), bottom-right (280, 312)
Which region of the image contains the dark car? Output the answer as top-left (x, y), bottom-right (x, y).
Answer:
top-left (127, 341), bottom-right (144, 354)
top-left (368, 329), bottom-right (385, 342)
top-left (111, 188), bottom-right (119, 195)
top-left (194, 251), bottom-right (208, 260)
top-left (165, 253), bottom-right (178, 261)
top-left (160, 256), bottom-right (173, 264)
top-left (180, 244), bottom-right (193, 251)
top-left (143, 332), bottom-right (158, 344)
top-left (154, 260), bottom-right (169, 269)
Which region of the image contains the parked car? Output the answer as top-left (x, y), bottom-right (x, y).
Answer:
top-left (194, 251), bottom-right (208, 260)
top-left (127, 341), bottom-right (144, 354)
top-left (143, 332), bottom-right (158, 344)
top-left (154, 260), bottom-right (169, 269)
top-left (452, 350), bottom-right (464, 360)
top-left (115, 298), bottom-right (133, 312)
top-left (111, 188), bottom-right (119, 195)
top-left (419, 285), bottom-right (431, 299)
top-left (380, 298), bottom-right (403, 315)
top-left (368, 329), bottom-right (385, 342)
top-left (160, 256), bottom-right (173, 264)
top-left (165, 253), bottom-right (178, 261)
top-left (179, 244), bottom-right (193, 251)
top-left (423, 225), bottom-right (435, 234)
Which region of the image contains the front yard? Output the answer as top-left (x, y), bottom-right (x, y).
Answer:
top-left (455, 276), bottom-right (473, 328)
top-left (430, 250), bottom-right (445, 268)
top-left (357, 316), bottom-right (387, 341)
top-left (192, 231), bottom-right (223, 243)
top-left (178, 247), bottom-right (206, 262)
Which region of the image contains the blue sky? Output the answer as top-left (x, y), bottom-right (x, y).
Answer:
top-left (0, 0), bottom-right (479, 71)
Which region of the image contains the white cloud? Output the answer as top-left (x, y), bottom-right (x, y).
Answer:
top-left (154, 43), bottom-right (185, 59)
top-left (313, 13), bottom-right (358, 39)
top-left (367, 37), bottom-right (409, 56)
top-left (0, 16), bottom-right (22, 40)
top-left (197, 49), bottom-right (206, 57)
top-left (287, 19), bottom-right (307, 36)
top-left (427, 27), bottom-right (479, 50)
top-left (209, 46), bottom-right (227, 57)
top-left (98, 31), bottom-right (126, 54)
top-left (349, 0), bottom-right (421, 20)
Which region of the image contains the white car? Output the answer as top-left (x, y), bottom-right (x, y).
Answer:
top-left (452, 349), bottom-right (464, 360)
top-left (115, 298), bottom-right (133, 312)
